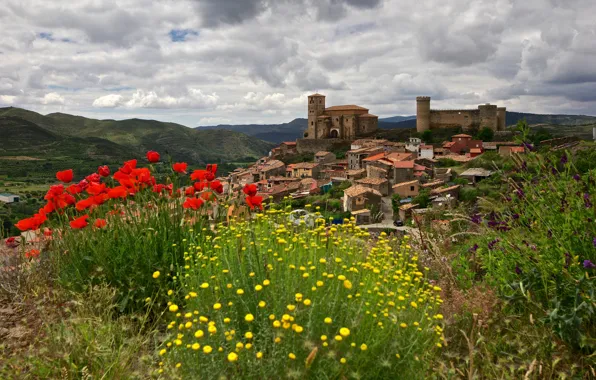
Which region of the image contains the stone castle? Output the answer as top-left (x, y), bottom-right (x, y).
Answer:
top-left (304, 93), bottom-right (378, 140)
top-left (416, 96), bottom-right (506, 133)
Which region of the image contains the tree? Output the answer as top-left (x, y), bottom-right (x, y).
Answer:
top-left (421, 130), bottom-right (433, 143)
top-left (391, 194), bottom-right (402, 215)
top-left (476, 127), bottom-right (494, 141)
top-left (412, 188), bottom-right (431, 208)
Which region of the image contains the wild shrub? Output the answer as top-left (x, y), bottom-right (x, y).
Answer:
top-left (156, 214), bottom-right (444, 379)
top-left (464, 152), bottom-right (596, 349)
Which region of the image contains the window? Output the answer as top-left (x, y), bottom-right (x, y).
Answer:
top-left (311, 121), bottom-right (314, 126)
top-left (410, 186), bottom-right (415, 191)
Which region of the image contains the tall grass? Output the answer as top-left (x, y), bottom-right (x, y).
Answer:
top-left (157, 211), bottom-right (444, 379)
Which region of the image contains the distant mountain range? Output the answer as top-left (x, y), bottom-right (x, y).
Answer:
top-left (198, 111), bottom-right (596, 143)
top-left (0, 107), bottom-right (274, 178)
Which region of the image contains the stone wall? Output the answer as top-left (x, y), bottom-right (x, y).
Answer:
top-left (296, 138), bottom-right (351, 154)
top-left (429, 110), bottom-right (479, 130)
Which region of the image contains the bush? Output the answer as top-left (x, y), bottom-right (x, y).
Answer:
top-left (464, 153), bottom-right (596, 349)
top-left (157, 216), bottom-right (444, 379)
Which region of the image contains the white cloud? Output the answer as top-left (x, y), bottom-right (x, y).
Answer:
top-left (41, 92), bottom-right (65, 105)
top-left (92, 94), bottom-right (123, 108)
top-left (0, 0), bottom-right (595, 124)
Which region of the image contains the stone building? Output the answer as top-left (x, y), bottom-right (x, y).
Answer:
top-left (416, 96), bottom-right (506, 133)
top-left (304, 93), bottom-right (378, 140)
top-left (342, 185), bottom-right (382, 213)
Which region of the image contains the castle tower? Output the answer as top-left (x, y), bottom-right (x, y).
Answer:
top-left (478, 103), bottom-right (498, 131)
top-left (496, 107), bottom-right (506, 131)
top-left (306, 93), bottom-right (326, 139)
top-left (416, 96), bottom-right (431, 133)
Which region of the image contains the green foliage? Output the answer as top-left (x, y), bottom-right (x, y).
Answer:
top-left (437, 158), bottom-right (459, 167)
top-left (161, 216), bottom-right (443, 379)
top-left (421, 130), bottom-right (433, 143)
top-left (475, 127), bottom-right (494, 142)
top-left (391, 194), bottom-right (402, 215)
top-left (463, 153), bottom-right (596, 349)
top-left (412, 188), bottom-right (431, 208)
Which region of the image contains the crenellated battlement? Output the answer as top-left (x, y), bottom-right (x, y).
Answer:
top-left (416, 96), bottom-right (506, 133)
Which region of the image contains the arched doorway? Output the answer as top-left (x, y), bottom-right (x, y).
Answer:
top-left (329, 129), bottom-right (339, 138)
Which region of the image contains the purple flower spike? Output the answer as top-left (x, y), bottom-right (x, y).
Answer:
top-left (583, 260), bottom-right (596, 269)
top-left (471, 214), bottom-right (482, 224)
top-left (560, 154), bottom-right (568, 165)
top-left (515, 266), bottom-right (522, 275)
top-left (593, 237), bottom-right (596, 248)
top-left (573, 174), bottom-right (581, 181)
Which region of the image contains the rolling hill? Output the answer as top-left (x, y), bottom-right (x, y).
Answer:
top-left (0, 107), bottom-right (274, 164)
top-left (0, 107), bottom-right (275, 180)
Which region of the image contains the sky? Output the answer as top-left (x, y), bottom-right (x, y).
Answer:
top-left (1, 0), bottom-right (595, 127)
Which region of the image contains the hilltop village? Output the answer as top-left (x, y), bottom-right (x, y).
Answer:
top-left (219, 94), bottom-right (528, 228)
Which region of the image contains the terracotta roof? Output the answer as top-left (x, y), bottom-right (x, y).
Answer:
top-left (421, 180), bottom-right (445, 188)
top-left (356, 177), bottom-right (388, 185)
top-left (420, 145), bottom-right (433, 149)
top-left (346, 169), bottom-right (366, 176)
top-left (393, 180), bottom-right (419, 188)
top-left (510, 147), bottom-right (525, 153)
top-left (282, 141), bottom-right (297, 146)
top-left (315, 151), bottom-right (332, 157)
top-left (460, 168), bottom-right (493, 177)
top-left (351, 209), bottom-right (370, 215)
top-left (399, 203), bottom-right (419, 211)
top-left (443, 142), bottom-right (455, 148)
top-left (292, 162), bottom-right (319, 169)
top-left (431, 185), bottom-right (461, 195)
top-left (362, 153), bottom-right (386, 162)
top-left (385, 152), bottom-right (413, 162)
top-left (325, 105), bottom-right (368, 111)
top-left (309, 93), bottom-right (325, 97)
top-left (358, 113), bottom-right (378, 118)
top-left (343, 185), bottom-right (383, 198)
top-left (393, 160), bottom-right (415, 169)
top-left (470, 148), bottom-right (482, 154)
top-left (452, 134), bottom-right (472, 138)
top-left (414, 164), bottom-right (427, 171)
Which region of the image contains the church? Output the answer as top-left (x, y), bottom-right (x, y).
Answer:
top-left (304, 93), bottom-right (378, 140)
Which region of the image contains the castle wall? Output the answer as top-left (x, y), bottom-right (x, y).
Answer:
top-left (478, 104), bottom-right (498, 130)
top-left (496, 107), bottom-right (506, 131)
top-left (429, 110), bottom-right (479, 130)
top-left (296, 138), bottom-right (352, 154)
top-left (416, 97), bottom-right (430, 132)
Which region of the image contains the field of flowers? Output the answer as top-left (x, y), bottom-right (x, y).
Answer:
top-left (1, 151), bottom-right (444, 379)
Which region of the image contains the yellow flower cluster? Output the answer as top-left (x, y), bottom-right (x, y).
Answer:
top-left (156, 209), bottom-right (444, 378)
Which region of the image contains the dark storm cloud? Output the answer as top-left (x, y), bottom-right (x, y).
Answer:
top-left (194, 0), bottom-right (382, 26)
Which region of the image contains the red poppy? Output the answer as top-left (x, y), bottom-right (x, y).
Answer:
top-left (173, 162), bottom-right (188, 174)
top-left (119, 159), bottom-right (137, 175)
top-left (246, 195), bottom-right (263, 210)
top-left (15, 210), bottom-right (47, 231)
top-left (86, 173), bottom-right (101, 183)
top-left (44, 184), bottom-right (65, 201)
top-left (78, 179), bottom-right (89, 191)
top-left (146, 151), bottom-right (160, 163)
top-left (183, 197), bottom-right (204, 210)
top-left (42, 202), bottom-right (55, 214)
top-left (4, 237), bottom-right (18, 248)
top-left (206, 164), bottom-right (218, 177)
top-left (108, 186), bottom-right (129, 199)
top-left (152, 184), bottom-right (172, 195)
top-left (76, 197), bottom-right (96, 211)
top-left (86, 182), bottom-right (107, 195)
top-left (93, 193), bottom-right (109, 206)
top-left (193, 181), bottom-right (208, 191)
top-left (184, 186), bottom-right (195, 196)
top-left (70, 214), bottom-right (89, 229)
top-left (98, 165), bottom-right (110, 177)
top-left (190, 170), bottom-right (207, 181)
top-left (66, 184), bottom-right (83, 195)
top-left (94, 218), bottom-right (107, 228)
top-left (243, 184), bottom-right (258, 197)
top-left (43, 228), bottom-right (52, 237)
top-left (25, 249), bottom-right (41, 259)
top-left (210, 180), bottom-right (223, 194)
top-left (56, 169), bottom-right (74, 183)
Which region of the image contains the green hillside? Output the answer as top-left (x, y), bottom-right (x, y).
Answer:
top-left (0, 107), bottom-right (274, 181)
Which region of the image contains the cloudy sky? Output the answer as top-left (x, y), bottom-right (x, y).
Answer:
top-left (1, 0), bottom-right (595, 127)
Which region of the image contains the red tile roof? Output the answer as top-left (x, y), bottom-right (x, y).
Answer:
top-left (362, 153), bottom-right (386, 162)
top-left (325, 105), bottom-right (368, 111)
top-left (393, 160), bottom-right (415, 169)
top-left (282, 141), bottom-right (297, 146)
top-left (452, 134), bottom-right (472, 138)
